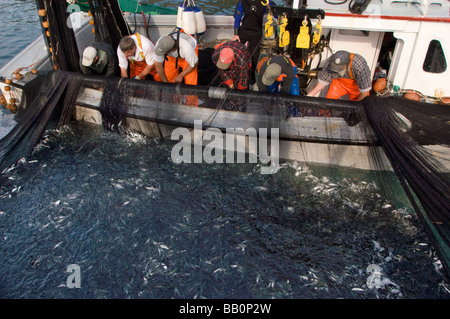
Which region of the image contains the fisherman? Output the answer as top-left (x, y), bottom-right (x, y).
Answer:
top-left (256, 54), bottom-right (296, 95)
top-left (211, 40), bottom-right (251, 90)
top-left (307, 50), bottom-right (372, 101)
top-left (80, 42), bottom-right (118, 76)
top-left (152, 32), bottom-right (198, 85)
top-left (233, 0), bottom-right (276, 84)
top-left (117, 33), bottom-right (158, 80)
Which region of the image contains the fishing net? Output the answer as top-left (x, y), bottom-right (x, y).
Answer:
top-left (86, 0), bottom-right (130, 50)
top-left (36, 0), bottom-right (81, 72)
top-left (0, 70), bottom-right (370, 170)
top-left (0, 0), bottom-right (449, 278)
top-left (1, 75), bottom-right (449, 277)
top-left (35, 0), bottom-right (129, 71)
top-left (363, 96), bottom-right (450, 274)
top-left (0, 71), bottom-right (84, 172)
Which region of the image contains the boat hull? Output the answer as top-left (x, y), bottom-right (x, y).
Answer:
top-left (73, 78), bottom-right (393, 171)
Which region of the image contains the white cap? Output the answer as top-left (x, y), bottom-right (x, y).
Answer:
top-left (82, 46), bottom-right (97, 66)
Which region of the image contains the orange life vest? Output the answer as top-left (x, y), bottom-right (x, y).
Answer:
top-left (326, 53), bottom-right (366, 101)
top-left (129, 33), bottom-right (158, 80)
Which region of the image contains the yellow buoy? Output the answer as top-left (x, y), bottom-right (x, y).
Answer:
top-left (32, 69), bottom-right (38, 74)
top-left (42, 21), bottom-right (49, 28)
top-left (5, 78), bottom-right (12, 85)
top-left (38, 9), bottom-right (47, 17)
top-left (4, 86), bottom-right (11, 92)
top-left (89, 19), bottom-right (95, 25)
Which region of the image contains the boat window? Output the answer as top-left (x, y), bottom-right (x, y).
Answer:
top-left (423, 40), bottom-right (447, 74)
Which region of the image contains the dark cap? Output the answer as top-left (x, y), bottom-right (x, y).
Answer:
top-left (330, 51), bottom-right (351, 73)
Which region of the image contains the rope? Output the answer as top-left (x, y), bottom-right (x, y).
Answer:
top-left (377, 82), bottom-right (450, 104)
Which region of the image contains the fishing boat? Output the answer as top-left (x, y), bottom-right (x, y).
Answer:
top-left (0, 0), bottom-right (448, 276)
top-left (1, 0), bottom-right (448, 171)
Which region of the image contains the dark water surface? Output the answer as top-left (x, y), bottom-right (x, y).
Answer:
top-left (0, 0), bottom-right (41, 69)
top-left (0, 0), bottom-right (449, 300)
top-left (0, 122), bottom-right (448, 298)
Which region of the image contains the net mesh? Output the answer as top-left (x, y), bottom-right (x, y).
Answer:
top-left (36, 0), bottom-right (81, 72)
top-left (0, 0), bottom-right (449, 277)
top-left (0, 72), bottom-right (84, 172)
top-left (364, 96), bottom-right (450, 273)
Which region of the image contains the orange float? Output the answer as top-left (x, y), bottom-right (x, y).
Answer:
top-left (440, 97), bottom-right (450, 104)
top-left (403, 91), bottom-right (421, 101)
top-left (6, 103), bottom-right (17, 113)
top-left (373, 78), bottom-right (387, 93)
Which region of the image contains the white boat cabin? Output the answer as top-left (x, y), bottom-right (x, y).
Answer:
top-left (297, 0), bottom-right (450, 101)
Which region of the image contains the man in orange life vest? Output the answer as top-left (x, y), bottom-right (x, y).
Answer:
top-left (117, 33), bottom-right (158, 80)
top-left (152, 32), bottom-right (198, 85)
top-left (153, 32), bottom-right (199, 106)
top-left (307, 50), bottom-right (371, 101)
